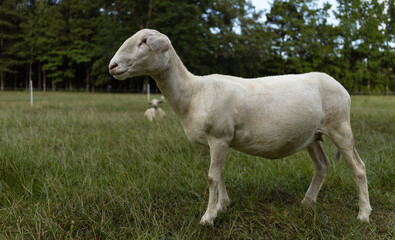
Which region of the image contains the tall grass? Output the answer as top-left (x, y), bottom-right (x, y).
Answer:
top-left (0, 92), bottom-right (394, 239)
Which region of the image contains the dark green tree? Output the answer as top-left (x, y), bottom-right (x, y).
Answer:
top-left (0, 0), bottom-right (23, 91)
top-left (0, 0), bottom-right (392, 93)
top-left (266, 0), bottom-right (307, 74)
top-left (67, 0), bottom-right (99, 91)
top-left (40, 2), bottom-right (69, 91)
top-left (383, 0), bottom-right (395, 94)
top-left (334, 0), bottom-right (362, 90)
top-left (355, 0), bottom-right (386, 91)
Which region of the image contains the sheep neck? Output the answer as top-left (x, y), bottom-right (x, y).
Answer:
top-left (151, 48), bottom-right (194, 117)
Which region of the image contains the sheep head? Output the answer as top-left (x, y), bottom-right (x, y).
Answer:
top-left (148, 99), bottom-right (163, 109)
top-left (109, 29), bottom-right (172, 80)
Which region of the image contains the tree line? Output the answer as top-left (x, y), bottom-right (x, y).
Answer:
top-left (0, 0), bottom-right (394, 94)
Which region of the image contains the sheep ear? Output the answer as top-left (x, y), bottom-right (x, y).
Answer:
top-left (146, 34), bottom-right (171, 53)
top-left (158, 100), bottom-right (163, 104)
top-left (148, 101), bottom-right (152, 105)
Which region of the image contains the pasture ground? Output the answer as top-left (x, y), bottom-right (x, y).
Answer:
top-left (0, 92), bottom-right (394, 239)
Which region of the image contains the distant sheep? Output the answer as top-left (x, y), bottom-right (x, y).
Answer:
top-left (109, 29), bottom-right (371, 225)
top-left (144, 99), bottom-right (166, 121)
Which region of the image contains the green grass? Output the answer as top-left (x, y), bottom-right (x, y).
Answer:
top-left (0, 92), bottom-right (394, 239)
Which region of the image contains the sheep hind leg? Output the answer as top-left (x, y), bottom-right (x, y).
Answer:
top-left (302, 140), bottom-right (329, 206)
top-left (328, 122), bottom-right (372, 223)
top-left (216, 173), bottom-right (230, 213)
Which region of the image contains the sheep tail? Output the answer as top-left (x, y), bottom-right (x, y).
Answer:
top-left (335, 150), bottom-right (342, 162)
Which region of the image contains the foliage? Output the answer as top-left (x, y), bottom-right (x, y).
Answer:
top-left (0, 0), bottom-right (394, 93)
top-left (0, 0), bottom-right (24, 90)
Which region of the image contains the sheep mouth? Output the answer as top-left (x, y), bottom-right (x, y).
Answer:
top-left (110, 69), bottom-right (128, 80)
top-left (109, 68), bottom-right (127, 75)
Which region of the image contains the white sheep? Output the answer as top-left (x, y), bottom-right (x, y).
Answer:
top-left (144, 99), bottom-right (166, 121)
top-left (109, 29), bottom-right (372, 225)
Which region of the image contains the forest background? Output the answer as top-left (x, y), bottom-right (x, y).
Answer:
top-left (0, 0), bottom-right (394, 94)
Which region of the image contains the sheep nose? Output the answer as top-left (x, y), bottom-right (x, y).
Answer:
top-left (109, 62), bottom-right (118, 70)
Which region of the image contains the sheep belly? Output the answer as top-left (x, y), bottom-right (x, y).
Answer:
top-left (229, 105), bottom-right (321, 159)
top-left (230, 126), bottom-right (316, 159)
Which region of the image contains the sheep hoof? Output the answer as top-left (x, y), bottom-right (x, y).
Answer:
top-left (200, 212), bottom-right (216, 226)
top-left (199, 218), bottom-right (214, 226)
top-left (301, 198), bottom-right (315, 207)
top-left (216, 198), bottom-right (230, 213)
top-left (357, 214), bottom-right (369, 223)
top-left (216, 203), bottom-right (227, 213)
top-left (357, 208), bottom-right (371, 223)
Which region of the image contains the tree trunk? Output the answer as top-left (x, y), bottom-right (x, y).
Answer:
top-left (367, 59), bottom-right (370, 92)
top-left (142, 77), bottom-right (149, 93)
top-left (0, 71), bottom-right (4, 91)
top-left (14, 73), bottom-right (17, 90)
top-left (145, 0), bottom-right (153, 28)
top-left (52, 79), bottom-right (56, 92)
top-left (38, 61), bottom-right (42, 90)
top-left (26, 64), bottom-right (29, 90)
top-left (86, 69), bottom-right (90, 92)
top-left (0, 38), bottom-right (3, 91)
top-left (43, 70), bottom-right (46, 91)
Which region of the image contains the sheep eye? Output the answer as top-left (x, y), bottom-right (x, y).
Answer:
top-left (139, 39), bottom-right (147, 47)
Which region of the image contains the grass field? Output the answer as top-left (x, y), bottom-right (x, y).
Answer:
top-left (0, 92), bottom-right (394, 239)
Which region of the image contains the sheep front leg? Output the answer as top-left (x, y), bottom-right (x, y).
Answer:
top-left (200, 138), bottom-right (228, 226)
